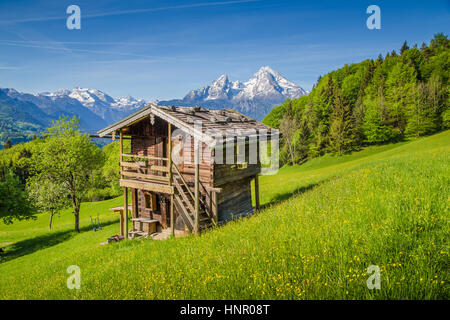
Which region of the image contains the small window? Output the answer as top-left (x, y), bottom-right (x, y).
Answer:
top-left (144, 193), bottom-right (157, 211)
top-left (144, 194), bottom-right (151, 209)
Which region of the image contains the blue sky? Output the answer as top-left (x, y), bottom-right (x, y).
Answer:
top-left (0, 0), bottom-right (448, 100)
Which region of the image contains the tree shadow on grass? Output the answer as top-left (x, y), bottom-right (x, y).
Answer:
top-left (0, 220), bottom-right (117, 264)
top-left (258, 180), bottom-right (328, 211)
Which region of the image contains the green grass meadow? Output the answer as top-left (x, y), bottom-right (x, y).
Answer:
top-left (0, 131), bottom-right (449, 299)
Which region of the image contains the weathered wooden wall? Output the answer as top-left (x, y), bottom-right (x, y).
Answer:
top-left (128, 116), bottom-right (260, 228)
top-left (129, 118), bottom-right (170, 226)
top-left (216, 176), bottom-right (253, 221)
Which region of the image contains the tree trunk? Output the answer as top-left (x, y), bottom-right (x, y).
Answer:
top-left (49, 211), bottom-right (54, 230)
top-left (71, 194), bottom-right (80, 233)
top-left (286, 138), bottom-right (295, 165)
top-left (74, 210), bottom-right (80, 233)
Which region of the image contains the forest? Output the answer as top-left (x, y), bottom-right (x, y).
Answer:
top-left (263, 33), bottom-right (449, 165)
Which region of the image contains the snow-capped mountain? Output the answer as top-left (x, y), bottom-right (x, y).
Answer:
top-left (0, 67), bottom-right (305, 146)
top-left (40, 87), bottom-right (147, 124)
top-left (159, 66), bottom-right (307, 120)
top-left (0, 87), bottom-right (148, 141)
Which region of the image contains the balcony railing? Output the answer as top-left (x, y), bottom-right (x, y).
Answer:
top-left (120, 153), bottom-right (169, 183)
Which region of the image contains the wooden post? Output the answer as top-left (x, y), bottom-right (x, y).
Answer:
top-left (168, 123), bottom-right (172, 184)
top-left (168, 123), bottom-right (175, 236)
top-left (254, 175), bottom-right (260, 210)
top-left (255, 133), bottom-right (260, 211)
top-left (209, 190), bottom-right (213, 220)
top-left (213, 191), bottom-right (218, 225)
top-left (124, 187), bottom-right (128, 239)
top-left (170, 195), bottom-right (174, 236)
top-left (131, 188), bottom-right (137, 219)
top-left (119, 130), bottom-right (123, 179)
top-left (119, 210), bottom-right (124, 236)
top-left (194, 139), bottom-right (200, 234)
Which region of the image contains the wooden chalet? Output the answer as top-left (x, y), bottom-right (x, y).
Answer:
top-left (97, 103), bottom-right (277, 239)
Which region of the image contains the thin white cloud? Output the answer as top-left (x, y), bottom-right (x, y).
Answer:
top-left (0, 39), bottom-right (181, 47)
top-left (0, 40), bottom-right (202, 62)
top-left (0, 65), bottom-right (22, 70)
top-left (0, 40), bottom-right (159, 58)
top-left (0, 0), bottom-right (260, 24)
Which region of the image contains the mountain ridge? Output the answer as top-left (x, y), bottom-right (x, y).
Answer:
top-left (158, 66), bottom-right (307, 120)
top-left (0, 66), bottom-right (306, 146)
top-left (0, 87), bottom-right (146, 146)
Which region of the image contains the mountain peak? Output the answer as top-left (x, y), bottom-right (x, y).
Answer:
top-left (34, 88), bottom-right (148, 123)
top-left (159, 66), bottom-right (307, 121)
top-left (256, 65), bottom-right (278, 75)
top-left (215, 74), bottom-right (229, 82)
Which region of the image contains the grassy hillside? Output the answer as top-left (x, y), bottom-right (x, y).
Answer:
top-left (0, 131), bottom-right (448, 299)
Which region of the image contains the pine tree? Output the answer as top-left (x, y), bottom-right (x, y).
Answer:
top-left (309, 76), bottom-right (335, 154)
top-left (3, 139), bottom-right (12, 149)
top-left (376, 54), bottom-right (384, 63)
top-left (329, 86), bottom-right (355, 155)
top-left (400, 41), bottom-right (409, 55)
top-left (420, 42), bottom-right (432, 59)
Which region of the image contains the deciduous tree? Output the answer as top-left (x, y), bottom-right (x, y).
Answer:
top-left (0, 169), bottom-right (36, 224)
top-left (31, 117), bottom-right (103, 232)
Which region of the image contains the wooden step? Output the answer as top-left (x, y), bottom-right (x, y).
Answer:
top-left (128, 230), bottom-right (150, 238)
top-left (131, 218), bottom-right (158, 224)
top-left (174, 194), bottom-right (194, 231)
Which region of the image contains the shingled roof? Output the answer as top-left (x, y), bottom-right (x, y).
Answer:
top-left (97, 103), bottom-right (277, 144)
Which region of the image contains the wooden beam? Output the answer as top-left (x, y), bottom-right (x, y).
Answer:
top-left (121, 154), bottom-right (168, 162)
top-left (194, 139), bottom-right (200, 234)
top-left (96, 105), bottom-right (153, 137)
top-left (213, 191), bottom-right (219, 224)
top-left (120, 131), bottom-right (123, 179)
top-left (254, 174), bottom-right (260, 210)
top-left (168, 122), bottom-right (172, 185)
top-left (168, 123), bottom-right (175, 237)
top-left (120, 179), bottom-right (174, 194)
top-left (122, 162), bottom-right (172, 172)
top-left (120, 210), bottom-right (124, 237)
top-left (120, 161), bottom-right (141, 169)
top-left (121, 171), bottom-right (169, 182)
top-left (150, 165), bottom-right (169, 172)
top-left (131, 188), bottom-right (137, 219)
top-left (205, 186), bottom-right (222, 193)
top-left (124, 187), bottom-right (128, 239)
top-left (170, 194), bottom-right (174, 236)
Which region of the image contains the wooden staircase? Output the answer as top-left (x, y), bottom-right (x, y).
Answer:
top-left (172, 164), bottom-right (216, 233)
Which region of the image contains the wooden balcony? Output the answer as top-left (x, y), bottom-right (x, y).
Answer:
top-left (119, 154), bottom-right (174, 194)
